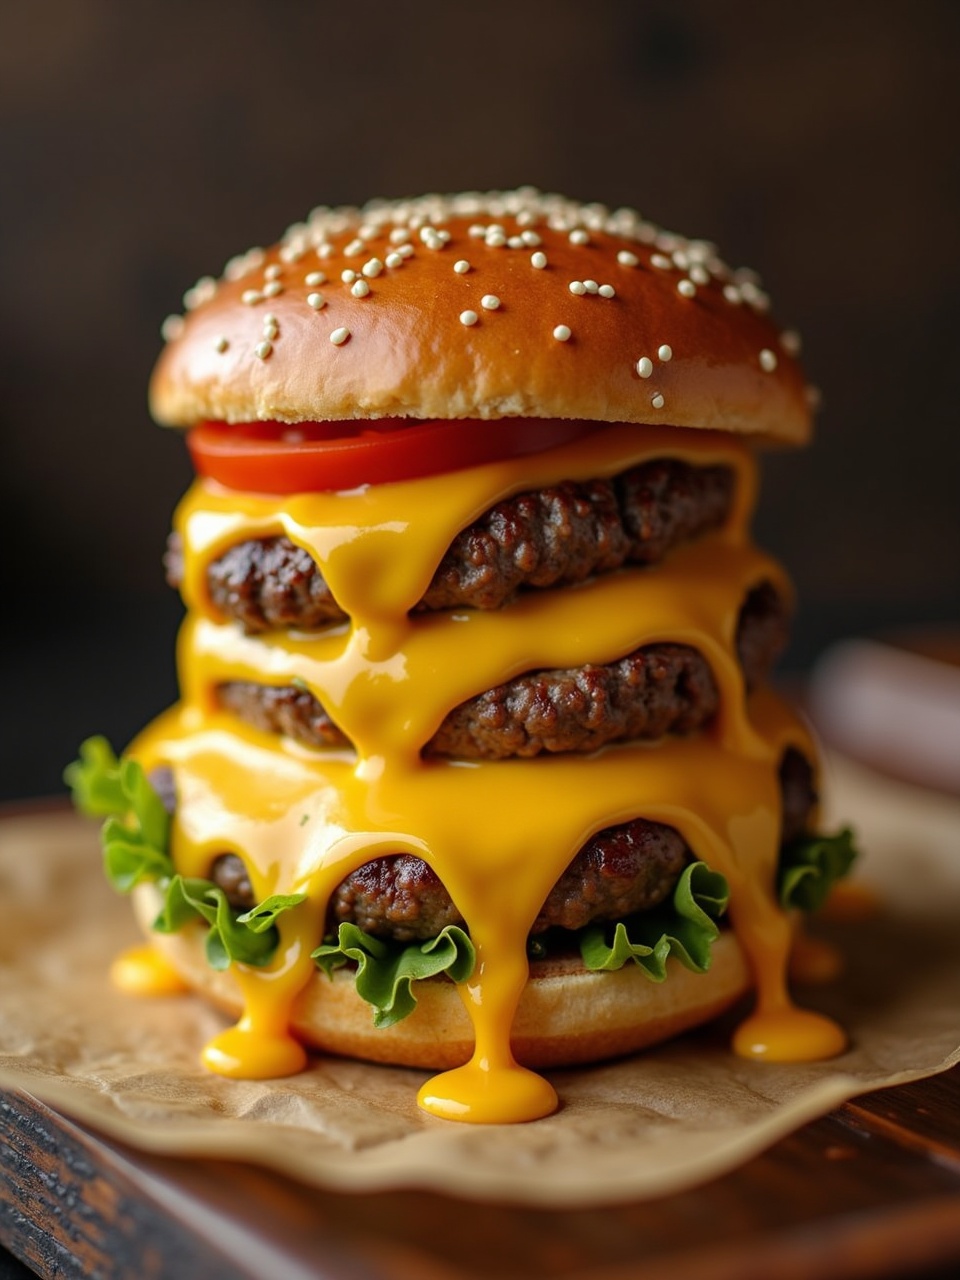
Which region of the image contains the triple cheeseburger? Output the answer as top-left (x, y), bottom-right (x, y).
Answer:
top-left (70, 190), bottom-right (855, 1124)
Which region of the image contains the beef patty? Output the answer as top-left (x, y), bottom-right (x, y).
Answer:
top-left (214, 581), bottom-right (786, 759)
top-left (165, 458), bottom-right (735, 631)
top-left (180, 746), bottom-right (817, 942)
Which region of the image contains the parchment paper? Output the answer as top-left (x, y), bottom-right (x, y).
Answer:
top-left (1, 755), bottom-right (958, 1206)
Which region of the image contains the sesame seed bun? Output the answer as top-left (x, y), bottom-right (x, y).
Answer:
top-left (132, 883), bottom-right (751, 1069)
top-left (150, 190), bottom-right (812, 445)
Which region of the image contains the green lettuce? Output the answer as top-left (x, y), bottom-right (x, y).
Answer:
top-left (579, 861), bottom-right (729, 979)
top-left (152, 876), bottom-right (305, 970)
top-left (313, 923), bottom-right (476, 1028)
top-left (65, 736), bottom-right (173, 891)
top-left (778, 828), bottom-right (858, 913)
top-left (65, 736), bottom-right (304, 971)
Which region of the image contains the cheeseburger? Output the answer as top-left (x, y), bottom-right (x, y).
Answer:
top-left (68, 189), bottom-right (857, 1124)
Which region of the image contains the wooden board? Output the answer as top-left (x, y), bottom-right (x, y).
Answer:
top-left (3, 1067), bottom-right (960, 1280)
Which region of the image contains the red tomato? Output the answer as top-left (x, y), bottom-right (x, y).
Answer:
top-left (187, 418), bottom-right (599, 494)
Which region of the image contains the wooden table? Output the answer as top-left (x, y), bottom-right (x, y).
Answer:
top-left (3, 1065), bottom-right (960, 1280)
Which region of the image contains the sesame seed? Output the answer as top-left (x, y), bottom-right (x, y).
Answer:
top-left (481, 294), bottom-right (500, 311)
top-left (677, 279), bottom-right (697, 298)
top-left (264, 312), bottom-right (278, 325)
top-left (553, 324), bottom-right (571, 341)
top-left (759, 348), bottom-right (778, 372)
top-left (531, 251), bottom-right (548, 269)
top-left (241, 289), bottom-right (263, 306)
top-left (740, 282), bottom-right (770, 312)
top-left (330, 327), bottom-right (351, 346)
top-left (341, 269), bottom-right (357, 284)
top-left (658, 344), bottom-right (673, 362)
top-left (454, 259), bottom-right (471, 274)
top-left (651, 254), bottom-right (672, 270)
top-left (598, 284), bottom-right (616, 298)
top-left (651, 392), bottom-right (665, 409)
top-left (522, 230), bottom-right (542, 246)
top-left (637, 357), bottom-right (653, 378)
top-left (508, 235), bottom-right (524, 248)
top-left (362, 258), bottom-right (384, 278)
top-left (569, 228), bottom-right (590, 245)
top-left (389, 228), bottom-right (411, 245)
top-left (263, 281), bottom-right (283, 298)
top-left (385, 252), bottom-right (404, 269)
top-left (617, 250), bottom-right (639, 267)
top-left (264, 264), bottom-right (282, 281)
top-left (723, 284), bottom-right (742, 305)
top-left (344, 238), bottom-right (364, 257)
top-left (351, 279), bottom-right (370, 298)
top-left (214, 335), bottom-right (229, 353)
top-left (307, 292), bottom-right (326, 309)
top-left (255, 340), bottom-right (273, 360)
top-left (398, 243), bottom-right (415, 259)
top-left (460, 310), bottom-right (479, 326)
top-left (224, 254), bottom-right (249, 281)
top-left (317, 244), bottom-right (334, 259)
top-left (183, 276), bottom-right (216, 310)
top-left (583, 279), bottom-right (599, 294)
top-left (263, 322), bottom-right (279, 340)
top-left (161, 314), bottom-right (184, 341)
top-left (468, 224), bottom-right (486, 238)
top-left (486, 230), bottom-right (507, 247)
top-left (569, 281), bottom-right (587, 295)
top-left (689, 264), bottom-right (710, 286)
top-left (780, 329), bottom-right (802, 356)
top-left (305, 271), bottom-right (326, 287)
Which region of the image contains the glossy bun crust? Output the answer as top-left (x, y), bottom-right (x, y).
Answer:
top-left (133, 884), bottom-right (751, 1070)
top-left (151, 191), bottom-right (811, 445)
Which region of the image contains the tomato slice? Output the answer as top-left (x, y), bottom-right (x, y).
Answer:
top-left (187, 418), bottom-right (599, 494)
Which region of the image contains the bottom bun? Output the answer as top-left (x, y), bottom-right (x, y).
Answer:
top-left (133, 883), bottom-right (752, 1070)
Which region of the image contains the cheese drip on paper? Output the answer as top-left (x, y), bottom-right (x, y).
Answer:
top-left (131, 423), bottom-right (844, 1122)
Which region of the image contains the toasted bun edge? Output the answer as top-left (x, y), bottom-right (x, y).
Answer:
top-left (132, 883), bottom-right (752, 1070)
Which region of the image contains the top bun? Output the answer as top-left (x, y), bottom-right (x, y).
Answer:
top-left (150, 189), bottom-right (812, 445)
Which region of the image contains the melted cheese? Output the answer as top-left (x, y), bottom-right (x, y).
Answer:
top-left (131, 423), bottom-right (844, 1121)
top-left (110, 943), bottom-right (190, 995)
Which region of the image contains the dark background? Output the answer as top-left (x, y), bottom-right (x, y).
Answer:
top-left (1, 0), bottom-right (958, 802)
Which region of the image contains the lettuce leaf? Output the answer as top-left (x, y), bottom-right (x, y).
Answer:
top-left (66, 736), bottom-right (305, 969)
top-left (778, 828), bottom-right (858, 913)
top-left (65, 735), bottom-right (129, 816)
top-left (237, 893), bottom-right (310, 933)
top-left (152, 875), bottom-right (306, 970)
top-left (579, 861), bottom-right (729, 979)
top-left (313, 923), bottom-right (476, 1028)
top-left (65, 736), bottom-right (173, 891)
